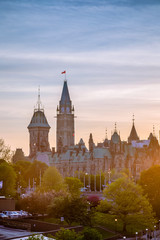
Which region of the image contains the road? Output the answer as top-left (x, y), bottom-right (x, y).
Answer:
top-left (0, 225), bottom-right (36, 240)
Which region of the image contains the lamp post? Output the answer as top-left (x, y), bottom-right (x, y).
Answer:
top-left (108, 168), bottom-right (111, 184)
top-left (154, 225), bottom-right (156, 240)
top-left (135, 232), bottom-right (138, 240)
top-left (146, 228), bottom-right (148, 240)
top-left (84, 172), bottom-right (88, 189)
top-left (100, 171), bottom-right (102, 192)
top-left (94, 173), bottom-right (96, 192)
top-left (115, 218), bottom-right (117, 232)
top-left (123, 236), bottom-right (126, 240)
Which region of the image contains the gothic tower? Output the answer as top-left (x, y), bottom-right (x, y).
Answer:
top-left (56, 80), bottom-right (75, 151)
top-left (28, 89), bottom-right (50, 157)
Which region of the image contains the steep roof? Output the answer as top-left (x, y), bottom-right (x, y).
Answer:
top-left (28, 110), bottom-right (50, 129)
top-left (128, 123), bottom-right (139, 143)
top-left (111, 131), bottom-right (121, 144)
top-left (60, 81), bottom-right (71, 105)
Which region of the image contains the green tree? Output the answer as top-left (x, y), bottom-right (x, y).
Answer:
top-left (55, 228), bottom-right (77, 240)
top-left (0, 139), bottom-right (13, 162)
top-left (78, 227), bottom-right (103, 240)
top-left (41, 166), bottom-right (64, 192)
top-left (25, 160), bottom-right (48, 188)
top-left (13, 160), bottom-right (32, 192)
top-left (65, 177), bottom-right (83, 197)
top-left (0, 162), bottom-right (16, 197)
top-left (139, 165), bottom-right (160, 217)
top-left (103, 176), bottom-right (155, 232)
top-left (48, 196), bottom-right (92, 225)
top-left (18, 191), bottom-right (56, 215)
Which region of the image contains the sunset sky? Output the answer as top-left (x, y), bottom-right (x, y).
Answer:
top-left (1, 0), bottom-right (160, 155)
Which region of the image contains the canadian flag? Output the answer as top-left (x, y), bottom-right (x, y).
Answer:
top-left (61, 70), bottom-right (66, 74)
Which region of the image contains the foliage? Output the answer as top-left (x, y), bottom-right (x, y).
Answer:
top-left (0, 162), bottom-right (16, 197)
top-left (0, 139), bottom-right (13, 162)
top-left (96, 199), bottom-right (112, 213)
top-left (42, 166), bottom-right (64, 192)
top-left (103, 176), bottom-right (155, 232)
top-left (55, 228), bottom-right (77, 240)
top-left (18, 191), bottom-right (57, 215)
top-left (87, 195), bottom-right (100, 208)
top-left (139, 165), bottom-right (160, 217)
top-left (78, 227), bottom-right (103, 240)
top-left (26, 234), bottom-right (53, 240)
top-left (65, 177), bottom-right (83, 197)
top-left (48, 195), bottom-right (93, 225)
top-left (55, 228), bottom-right (103, 240)
top-left (13, 160), bottom-right (32, 191)
top-left (25, 160), bottom-right (48, 187)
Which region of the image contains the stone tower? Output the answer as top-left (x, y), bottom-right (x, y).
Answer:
top-left (28, 89), bottom-right (50, 157)
top-left (56, 80), bottom-right (74, 151)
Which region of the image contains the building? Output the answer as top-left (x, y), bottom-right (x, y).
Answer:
top-left (12, 79), bottom-right (160, 182)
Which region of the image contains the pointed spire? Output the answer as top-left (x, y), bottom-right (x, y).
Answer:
top-left (153, 125), bottom-right (155, 136)
top-left (105, 128), bottom-right (108, 139)
top-left (132, 114), bottom-right (135, 125)
top-left (128, 115), bottom-right (139, 143)
top-left (114, 122), bottom-right (117, 132)
top-left (38, 86), bottom-right (41, 111)
top-left (60, 81), bottom-right (71, 106)
top-left (35, 86), bottom-right (43, 112)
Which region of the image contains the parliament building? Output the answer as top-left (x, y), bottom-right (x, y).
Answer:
top-left (12, 79), bottom-right (160, 181)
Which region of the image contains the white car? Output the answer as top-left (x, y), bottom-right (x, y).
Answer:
top-left (3, 211), bottom-right (18, 219)
top-left (0, 212), bottom-right (8, 219)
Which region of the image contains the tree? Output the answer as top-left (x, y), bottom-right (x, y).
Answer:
top-left (25, 160), bottom-right (48, 188)
top-left (0, 162), bottom-right (16, 197)
top-left (103, 176), bottom-right (155, 232)
top-left (87, 195), bottom-right (100, 208)
top-left (13, 160), bottom-right (32, 192)
top-left (48, 196), bottom-right (92, 225)
top-left (41, 166), bottom-right (64, 192)
top-left (65, 177), bottom-right (83, 197)
top-left (18, 191), bottom-right (56, 215)
top-left (55, 228), bottom-right (77, 240)
top-left (0, 139), bottom-right (13, 162)
top-left (78, 227), bottom-right (103, 240)
top-left (139, 165), bottom-right (160, 217)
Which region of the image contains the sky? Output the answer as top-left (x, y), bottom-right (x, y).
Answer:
top-left (1, 0), bottom-right (160, 155)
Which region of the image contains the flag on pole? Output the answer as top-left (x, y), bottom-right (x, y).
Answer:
top-left (61, 70), bottom-right (66, 74)
top-left (0, 180), bottom-right (3, 189)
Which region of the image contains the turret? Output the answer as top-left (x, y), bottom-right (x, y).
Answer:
top-left (28, 88), bottom-right (50, 157)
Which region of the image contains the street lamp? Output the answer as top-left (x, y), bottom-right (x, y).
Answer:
top-left (123, 236), bottom-right (126, 240)
top-left (84, 172), bottom-right (88, 189)
top-left (146, 228), bottom-right (148, 240)
top-left (115, 218), bottom-right (117, 232)
top-left (154, 225), bottom-right (156, 240)
top-left (135, 232), bottom-right (138, 240)
top-left (108, 168), bottom-right (111, 184)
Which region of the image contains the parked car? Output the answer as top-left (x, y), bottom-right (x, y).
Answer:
top-left (0, 212), bottom-right (8, 219)
top-left (2, 211), bottom-right (18, 219)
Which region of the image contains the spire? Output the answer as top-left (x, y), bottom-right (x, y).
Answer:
top-left (128, 115), bottom-right (139, 143)
top-left (153, 125), bottom-right (155, 136)
top-left (105, 128), bottom-right (108, 139)
top-left (114, 122), bottom-right (117, 132)
top-left (35, 86), bottom-right (43, 112)
top-left (132, 114), bottom-right (135, 125)
top-left (60, 81), bottom-right (71, 106)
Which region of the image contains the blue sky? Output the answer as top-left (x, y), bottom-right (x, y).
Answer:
top-left (1, 0), bottom-right (160, 154)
